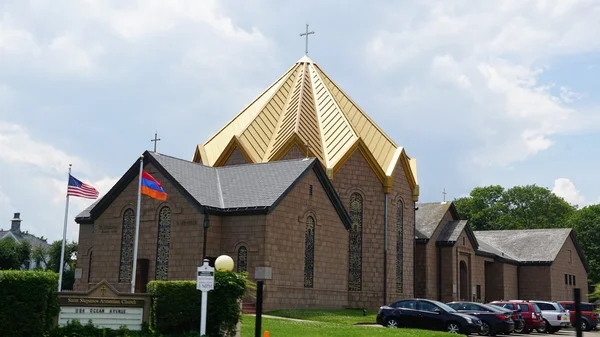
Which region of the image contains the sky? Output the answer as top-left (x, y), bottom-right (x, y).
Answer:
top-left (1, 0), bottom-right (600, 243)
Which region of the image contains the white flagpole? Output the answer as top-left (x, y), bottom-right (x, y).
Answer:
top-left (58, 164), bottom-right (72, 292)
top-left (131, 155), bottom-right (144, 293)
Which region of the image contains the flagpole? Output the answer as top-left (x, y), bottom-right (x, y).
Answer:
top-left (131, 155), bottom-right (144, 293)
top-left (58, 164), bottom-right (72, 292)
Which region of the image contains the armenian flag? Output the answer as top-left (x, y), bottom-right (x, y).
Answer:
top-left (141, 171), bottom-right (167, 200)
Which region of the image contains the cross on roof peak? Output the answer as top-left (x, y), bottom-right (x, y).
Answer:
top-left (299, 24), bottom-right (315, 55)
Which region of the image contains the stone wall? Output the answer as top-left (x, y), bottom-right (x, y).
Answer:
top-left (222, 148), bottom-right (249, 166)
top-left (550, 236), bottom-right (588, 301)
top-left (263, 167), bottom-right (349, 310)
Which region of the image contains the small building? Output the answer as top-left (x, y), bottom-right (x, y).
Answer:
top-left (415, 202), bottom-right (589, 302)
top-left (0, 212), bottom-right (51, 270)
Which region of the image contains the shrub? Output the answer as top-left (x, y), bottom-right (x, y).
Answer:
top-left (147, 272), bottom-right (246, 337)
top-left (0, 270), bottom-right (60, 337)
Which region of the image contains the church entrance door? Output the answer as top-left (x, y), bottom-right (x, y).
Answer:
top-left (459, 261), bottom-right (468, 300)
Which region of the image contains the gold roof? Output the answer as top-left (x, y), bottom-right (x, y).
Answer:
top-left (194, 55), bottom-right (418, 196)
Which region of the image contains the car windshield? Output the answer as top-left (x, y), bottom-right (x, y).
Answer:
top-left (432, 300), bottom-right (457, 313)
top-left (533, 303), bottom-right (542, 313)
top-left (556, 302), bottom-right (565, 311)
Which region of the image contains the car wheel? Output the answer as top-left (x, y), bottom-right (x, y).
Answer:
top-left (581, 320), bottom-right (589, 331)
top-left (385, 318), bottom-right (399, 328)
top-left (446, 322), bottom-right (461, 334)
top-left (514, 324), bottom-right (525, 334)
top-left (478, 321), bottom-right (490, 336)
top-left (536, 319), bottom-right (551, 334)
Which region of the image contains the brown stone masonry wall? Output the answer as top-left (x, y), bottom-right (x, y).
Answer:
top-left (222, 148), bottom-right (249, 166)
top-left (550, 236), bottom-right (588, 301)
top-left (457, 231), bottom-right (475, 301)
top-left (220, 214), bottom-right (267, 283)
top-left (519, 265), bottom-right (551, 300)
top-left (74, 162), bottom-right (218, 293)
top-left (473, 255), bottom-right (494, 302)
top-left (502, 263), bottom-right (518, 300)
top-left (332, 149), bottom-right (385, 310)
top-left (440, 246), bottom-right (455, 302)
top-left (424, 207), bottom-right (456, 300)
top-left (281, 145), bottom-right (305, 160)
top-left (390, 157), bottom-right (416, 301)
top-left (263, 167), bottom-right (348, 311)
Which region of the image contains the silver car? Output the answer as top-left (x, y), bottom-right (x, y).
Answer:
top-left (530, 300), bottom-right (571, 333)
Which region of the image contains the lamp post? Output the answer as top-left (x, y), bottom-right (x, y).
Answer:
top-left (203, 213), bottom-right (210, 259)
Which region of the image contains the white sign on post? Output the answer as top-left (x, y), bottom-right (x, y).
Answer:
top-left (197, 259), bottom-right (214, 336)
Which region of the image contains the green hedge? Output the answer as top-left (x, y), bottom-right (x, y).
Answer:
top-left (0, 270), bottom-right (60, 337)
top-left (147, 272), bottom-right (247, 337)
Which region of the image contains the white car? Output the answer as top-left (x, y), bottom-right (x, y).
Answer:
top-left (530, 300), bottom-right (571, 333)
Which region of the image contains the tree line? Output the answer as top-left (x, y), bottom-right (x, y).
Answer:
top-left (0, 239), bottom-right (78, 290)
top-left (454, 184), bottom-right (600, 294)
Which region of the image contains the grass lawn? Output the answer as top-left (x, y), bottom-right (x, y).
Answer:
top-left (240, 315), bottom-right (450, 337)
top-left (265, 309), bottom-right (378, 325)
top-left (240, 310), bottom-right (452, 337)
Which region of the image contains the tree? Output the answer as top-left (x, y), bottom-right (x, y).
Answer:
top-left (30, 240), bottom-right (78, 290)
top-left (569, 205), bottom-right (600, 286)
top-left (0, 239), bottom-right (31, 270)
top-left (454, 184), bottom-right (576, 231)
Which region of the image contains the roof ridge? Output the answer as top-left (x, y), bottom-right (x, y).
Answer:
top-left (214, 169), bottom-right (225, 208)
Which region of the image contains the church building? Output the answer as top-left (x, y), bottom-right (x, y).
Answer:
top-left (415, 202), bottom-right (589, 302)
top-left (73, 55), bottom-right (420, 310)
top-left (72, 55), bottom-right (589, 311)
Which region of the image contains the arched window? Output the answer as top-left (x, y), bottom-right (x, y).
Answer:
top-left (304, 216), bottom-right (315, 288)
top-left (348, 193), bottom-right (363, 291)
top-left (396, 201), bottom-right (404, 294)
top-left (118, 208), bottom-right (135, 283)
top-left (237, 246), bottom-right (248, 273)
top-left (155, 206), bottom-right (172, 280)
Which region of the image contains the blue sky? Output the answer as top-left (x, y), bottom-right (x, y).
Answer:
top-left (1, 0), bottom-right (599, 242)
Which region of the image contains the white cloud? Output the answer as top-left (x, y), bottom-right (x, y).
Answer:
top-left (552, 178), bottom-right (585, 207)
top-left (365, 0), bottom-right (600, 167)
top-left (0, 121), bottom-right (117, 241)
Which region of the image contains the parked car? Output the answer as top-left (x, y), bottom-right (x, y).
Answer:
top-left (530, 300), bottom-right (570, 333)
top-left (558, 301), bottom-right (598, 331)
top-left (447, 301), bottom-right (515, 336)
top-left (377, 298), bottom-right (483, 334)
top-left (489, 300), bottom-right (543, 333)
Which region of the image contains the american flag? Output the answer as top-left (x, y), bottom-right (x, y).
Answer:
top-left (67, 174), bottom-right (99, 199)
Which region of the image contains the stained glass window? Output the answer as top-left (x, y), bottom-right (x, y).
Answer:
top-left (237, 246), bottom-right (248, 273)
top-left (118, 209), bottom-right (135, 283)
top-left (155, 206), bottom-right (171, 281)
top-left (348, 193), bottom-right (363, 291)
top-left (304, 216), bottom-right (315, 288)
top-left (396, 201), bottom-right (404, 294)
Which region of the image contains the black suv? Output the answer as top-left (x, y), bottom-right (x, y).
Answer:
top-left (377, 298), bottom-right (483, 334)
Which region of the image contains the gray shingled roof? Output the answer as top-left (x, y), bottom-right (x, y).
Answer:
top-left (415, 202), bottom-right (452, 239)
top-left (153, 152), bottom-right (315, 209)
top-left (474, 229), bottom-right (572, 262)
top-left (77, 153), bottom-right (317, 219)
top-left (0, 230), bottom-right (50, 249)
top-left (437, 220), bottom-right (468, 242)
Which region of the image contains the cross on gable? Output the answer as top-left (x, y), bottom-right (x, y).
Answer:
top-left (151, 131), bottom-right (161, 152)
top-left (100, 285), bottom-right (107, 297)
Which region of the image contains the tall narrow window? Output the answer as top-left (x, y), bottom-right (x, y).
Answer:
top-left (237, 246), bottom-right (248, 273)
top-left (304, 216), bottom-right (315, 288)
top-left (349, 193), bottom-right (363, 291)
top-left (88, 251), bottom-right (93, 283)
top-left (155, 206), bottom-right (172, 280)
top-left (118, 209), bottom-right (135, 283)
top-left (396, 201), bottom-right (404, 294)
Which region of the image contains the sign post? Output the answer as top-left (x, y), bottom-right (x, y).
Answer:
top-left (197, 259), bottom-right (214, 336)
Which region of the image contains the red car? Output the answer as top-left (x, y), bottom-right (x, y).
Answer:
top-left (558, 301), bottom-right (598, 331)
top-left (489, 301), bottom-right (543, 333)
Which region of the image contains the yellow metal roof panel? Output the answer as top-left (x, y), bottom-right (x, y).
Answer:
top-left (196, 55), bottom-right (416, 194)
